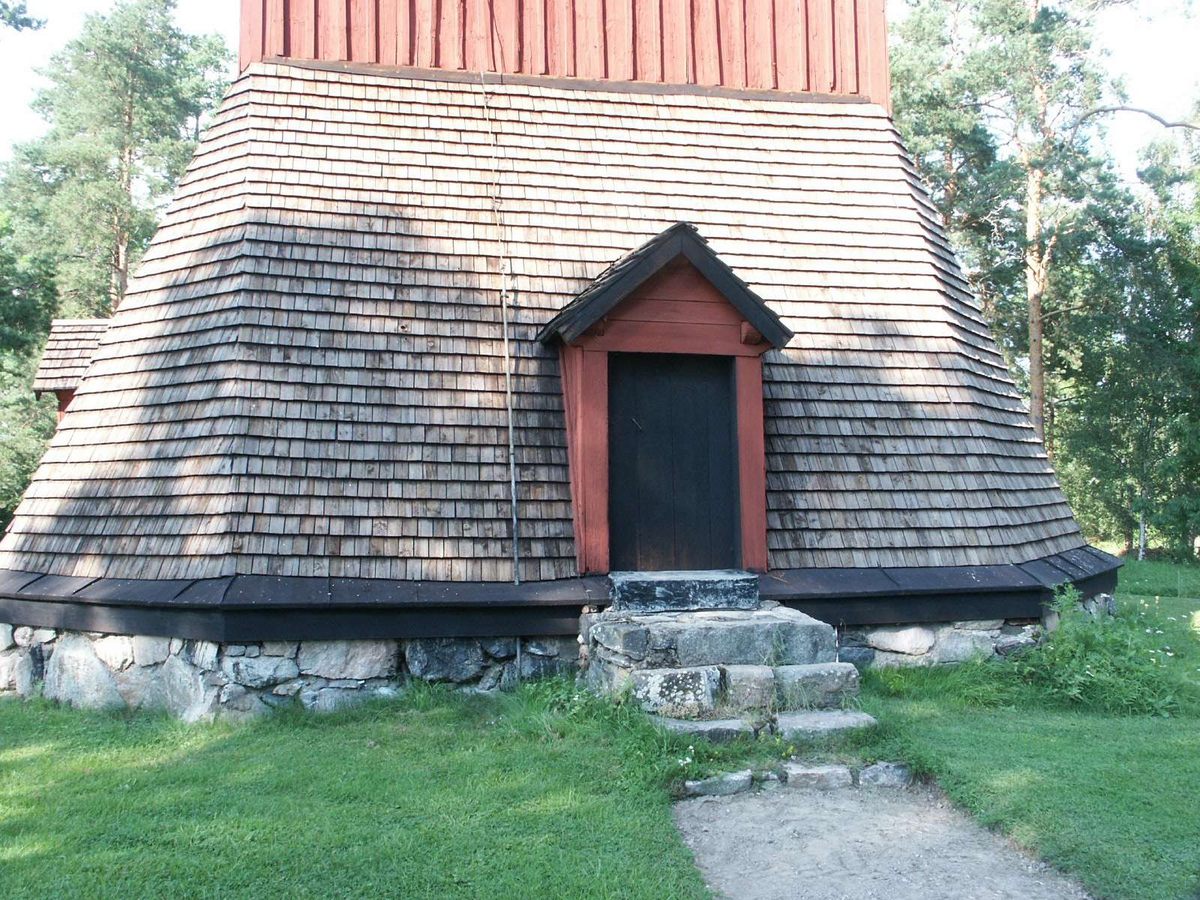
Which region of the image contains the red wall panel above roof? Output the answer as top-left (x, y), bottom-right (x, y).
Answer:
top-left (239, 0), bottom-right (891, 108)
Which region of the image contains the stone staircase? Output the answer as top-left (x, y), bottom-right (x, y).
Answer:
top-left (583, 571), bottom-right (876, 742)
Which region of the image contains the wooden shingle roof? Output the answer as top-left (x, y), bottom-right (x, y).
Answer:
top-left (0, 62), bottom-right (1093, 585)
top-left (31, 320), bottom-right (109, 395)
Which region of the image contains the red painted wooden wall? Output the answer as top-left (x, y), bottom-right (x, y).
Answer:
top-left (240, 0), bottom-right (890, 107)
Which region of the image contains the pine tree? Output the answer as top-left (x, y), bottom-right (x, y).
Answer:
top-left (0, 1), bottom-right (42, 31)
top-left (2, 0), bottom-right (230, 317)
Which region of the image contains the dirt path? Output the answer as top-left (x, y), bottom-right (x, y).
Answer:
top-left (674, 784), bottom-right (1093, 900)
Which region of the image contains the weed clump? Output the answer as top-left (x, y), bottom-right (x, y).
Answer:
top-left (1015, 586), bottom-right (1182, 716)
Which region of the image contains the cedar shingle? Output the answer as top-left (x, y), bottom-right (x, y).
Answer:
top-left (0, 61), bottom-right (1088, 582)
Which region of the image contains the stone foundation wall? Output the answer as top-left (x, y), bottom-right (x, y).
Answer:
top-left (835, 595), bottom-right (1116, 668)
top-left (837, 620), bottom-right (1041, 668)
top-left (0, 624), bottom-right (579, 721)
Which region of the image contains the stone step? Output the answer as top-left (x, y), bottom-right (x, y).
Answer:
top-left (650, 715), bottom-right (763, 743)
top-left (773, 663), bottom-right (860, 710)
top-left (609, 570), bottom-right (760, 613)
top-left (650, 709), bottom-right (876, 744)
top-left (721, 662), bottom-right (860, 713)
top-left (631, 666), bottom-right (721, 718)
top-left (774, 709), bottom-right (878, 741)
top-left (588, 605), bottom-right (836, 673)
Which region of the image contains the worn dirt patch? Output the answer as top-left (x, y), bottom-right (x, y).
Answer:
top-left (674, 784), bottom-right (1093, 900)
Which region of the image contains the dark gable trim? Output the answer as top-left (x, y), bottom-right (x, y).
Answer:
top-left (537, 223), bottom-right (794, 349)
top-left (0, 548), bottom-right (1120, 640)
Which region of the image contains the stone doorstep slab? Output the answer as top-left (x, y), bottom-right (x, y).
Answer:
top-left (608, 570), bottom-right (760, 613)
top-left (592, 606), bottom-right (837, 669)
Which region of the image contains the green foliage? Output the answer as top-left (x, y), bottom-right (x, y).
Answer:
top-left (892, 0), bottom-right (1122, 361)
top-left (1, 0), bottom-right (230, 317)
top-left (0, 1), bottom-right (41, 31)
top-left (0, 353), bottom-right (56, 527)
top-left (0, 211), bottom-right (56, 354)
top-left (1015, 586), bottom-right (1182, 715)
top-left (0, 213), bottom-right (58, 527)
top-left (892, 3), bottom-right (1200, 556)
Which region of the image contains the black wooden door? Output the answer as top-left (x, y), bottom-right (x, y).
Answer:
top-left (608, 353), bottom-right (738, 571)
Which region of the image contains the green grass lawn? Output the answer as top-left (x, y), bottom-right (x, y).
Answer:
top-left (0, 681), bottom-right (750, 900)
top-left (4, 559), bottom-right (1199, 900)
top-left (1112, 556), bottom-right (1200, 600)
top-left (846, 561), bottom-right (1200, 900)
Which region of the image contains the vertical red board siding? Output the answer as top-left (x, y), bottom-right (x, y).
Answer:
top-left (574, 0), bottom-right (605, 78)
top-left (633, 0), bottom-right (662, 82)
top-left (349, 0), bottom-right (378, 62)
top-left (265, 0), bottom-right (287, 55)
top-left (832, 0), bottom-right (856, 94)
top-left (858, 0), bottom-right (889, 110)
top-left (715, 0), bottom-right (745, 88)
top-left (605, 0), bottom-right (634, 81)
top-left (661, 0), bottom-right (691, 83)
top-left (465, 0), bottom-right (493, 70)
top-left (774, 0), bottom-right (806, 90)
top-left (240, 0), bottom-right (890, 105)
top-left (413, 0), bottom-right (437, 66)
top-left (439, 0), bottom-right (465, 68)
top-left (492, 0), bottom-right (522, 72)
top-left (691, 0), bottom-right (721, 84)
top-left (378, 0), bottom-right (399, 64)
top-left (291, 0), bottom-right (319, 57)
top-left (376, 0), bottom-right (405, 65)
top-left (523, 0), bottom-right (547, 73)
top-left (546, 0), bottom-right (575, 76)
top-left (240, 0), bottom-right (264, 70)
top-left (744, 0), bottom-right (774, 89)
top-left (806, 0), bottom-right (834, 93)
top-left (734, 356), bottom-right (769, 571)
top-left (317, 0), bottom-right (349, 58)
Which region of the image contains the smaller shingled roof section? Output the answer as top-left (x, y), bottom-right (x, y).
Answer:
top-left (537, 222), bottom-right (795, 349)
top-left (31, 319), bottom-right (109, 395)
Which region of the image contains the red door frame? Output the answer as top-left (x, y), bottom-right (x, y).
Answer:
top-left (557, 265), bottom-right (771, 574)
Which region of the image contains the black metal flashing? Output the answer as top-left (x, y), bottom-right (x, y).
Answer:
top-left (536, 222), bottom-right (794, 349)
top-left (0, 547), bottom-right (1121, 640)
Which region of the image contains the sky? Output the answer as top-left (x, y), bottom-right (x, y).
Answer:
top-left (0, 0), bottom-right (1196, 180)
